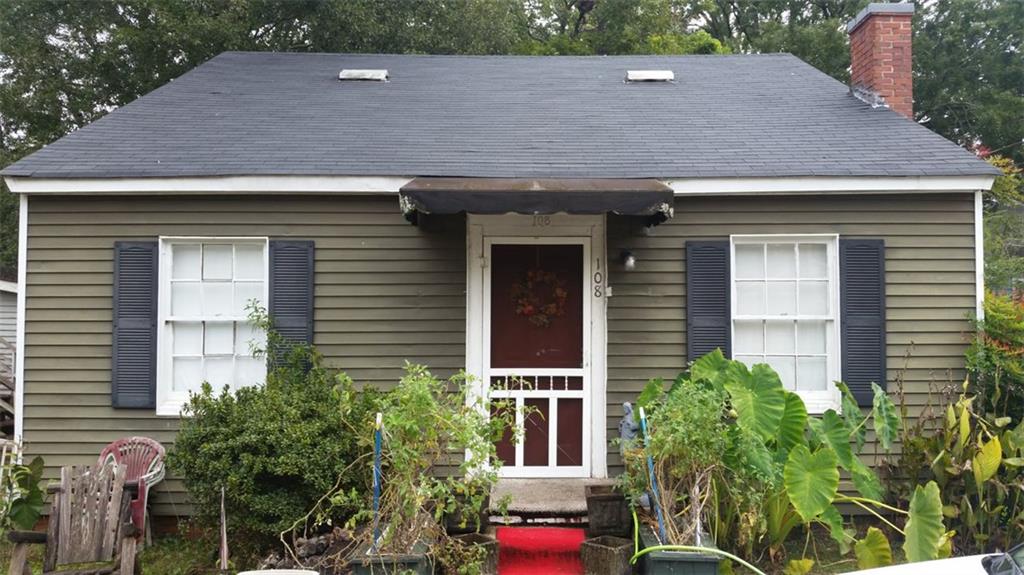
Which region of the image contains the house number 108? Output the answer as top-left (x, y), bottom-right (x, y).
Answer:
top-left (593, 258), bottom-right (603, 297)
top-left (532, 215), bottom-right (551, 227)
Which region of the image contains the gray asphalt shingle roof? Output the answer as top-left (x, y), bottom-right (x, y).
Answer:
top-left (2, 51), bottom-right (999, 180)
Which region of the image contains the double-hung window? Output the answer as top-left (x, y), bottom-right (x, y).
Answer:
top-left (731, 235), bottom-right (841, 412)
top-left (156, 238), bottom-right (268, 415)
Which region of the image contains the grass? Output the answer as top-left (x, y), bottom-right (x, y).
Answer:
top-left (0, 535), bottom-right (219, 575)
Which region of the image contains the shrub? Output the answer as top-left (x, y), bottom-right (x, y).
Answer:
top-left (167, 309), bottom-right (383, 555)
top-left (966, 291), bottom-right (1024, 421)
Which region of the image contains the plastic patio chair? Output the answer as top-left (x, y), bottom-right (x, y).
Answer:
top-left (98, 437), bottom-right (166, 539)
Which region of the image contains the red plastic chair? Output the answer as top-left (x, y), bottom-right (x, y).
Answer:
top-left (98, 436), bottom-right (166, 537)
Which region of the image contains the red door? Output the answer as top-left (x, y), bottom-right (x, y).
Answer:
top-left (487, 242), bottom-right (588, 476)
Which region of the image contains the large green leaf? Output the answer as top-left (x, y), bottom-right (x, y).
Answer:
top-left (818, 505), bottom-right (853, 555)
top-left (837, 382), bottom-right (867, 451)
top-left (635, 377), bottom-right (665, 421)
top-left (690, 348), bottom-right (731, 390)
top-left (813, 410), bottom-right (853, 469)
top-left (973, 435), bottom-right (1003, 487)
top-left (872, 382), bottom-right (900, 452)
top-left (904, 481), bottom-right (945, 563)
top-left (855, 527), bottom-right (893, 569)
top-left (784, 444), bottom-right (840, 523)
top-left (777, 392), bottom-right (808, 451)
top-left (725, 362), bottom-right (786, 441)
top-left (849, 456), bottom-right (884, 501)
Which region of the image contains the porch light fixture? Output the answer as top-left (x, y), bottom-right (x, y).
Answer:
top-left (620, 250), bottom-right (637, 271)
top-left (339, 69), bottom-right (389, 82)
top-left (625, 70), bottom-right (674, 83)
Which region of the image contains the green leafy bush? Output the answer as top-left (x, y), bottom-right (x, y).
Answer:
top-left (626, 350), bottom-right (949, 571)
top-left (0, 454), bottom-right (46, 531)
top-left (167, 309), bottom-right (383, 554)
top-left (966, 291), bottom-right (1024, 420)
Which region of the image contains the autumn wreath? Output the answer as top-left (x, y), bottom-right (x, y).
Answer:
top-left (510, 268), bottom-right (569, 327)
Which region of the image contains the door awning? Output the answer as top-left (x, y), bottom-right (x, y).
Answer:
top-left (399, 178), bottom-right (674, 224)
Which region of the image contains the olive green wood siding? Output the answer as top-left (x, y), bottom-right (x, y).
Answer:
top-left (23, 195), bottom-right (466, 516)
top-left (605, 193), bottom-right (977, 472)
top-left (23, 192), bottom-right (977, 512)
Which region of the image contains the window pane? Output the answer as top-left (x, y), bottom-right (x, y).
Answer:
top-left (735, 245), bottom-right (764, 279)
top-left (172, 244), bottom-right (201, 280)
top-left (734, 320), bottom-right (763, 354)
top-left (202, 283), bottom-right (233, 316)
top-left (235, 322), bottom-right (266, 356)
top-left (203, 244), bottom-right (233, 280)
top-left (235, 356), bottom-right (265, 389)
top-left (766, 356), bottom-right (796, 390)
top-left (766, 282), bottom-right (797, 316)
top-left (234, 281), bottom-right (264, 316)
top-left (172, 322), bottom-right (203, 355)
top-left (172, 357), bottom-right (202, 393)
top-left (735, 355), bottom-right (764, 370)
top-left (800, 281), bottom-right (829, 315)
top-left (799, 244), bottom-right (828, 279)
top-left (736, 283), bottom-right (765, 315)
top-left (204, 357), bottom-right (234, 388)
top-left (171, 282), bottom-right (202, 317)
top-left (235, 244), bottom-right (265, 280)
top-left (797, 321), bottom-right (827, 354)
top-left (204, 322), bottom-right (234, 355)
top-left (767, 244), bottom-right (796, 279)
top-left (765, 321), bottom-right (795, 354)
top-left (797, 356), bottom-right (828, 391)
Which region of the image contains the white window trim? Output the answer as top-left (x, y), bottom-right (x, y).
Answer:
top-left (156, 236), bottom-right (269, 417)
top-left (729, 234), bottom-right (842, 413)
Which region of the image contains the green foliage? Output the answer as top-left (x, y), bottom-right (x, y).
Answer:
top-left (167, 307), bottom-right (383, 556)
top-left (783, 445), bottom-right (839, 523)
top-left (966, 292), bottom-right (1024, 420)
top-left (903, 481), bottom-right (946, 563)
top-left (885, 379), bottom-right (1024, 554)
top-left (855, 526), bottom-right (893, 569)
top-left (0, 455), bottom-right (46, 532)
top-left (723, 362), bottom-right (786, 441)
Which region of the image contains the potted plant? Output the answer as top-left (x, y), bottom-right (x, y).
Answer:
top-left (345, 363), bottom-right (519, 575)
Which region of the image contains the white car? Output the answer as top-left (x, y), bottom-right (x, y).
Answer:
top-left (848, 545), bottom-right (1023, 575)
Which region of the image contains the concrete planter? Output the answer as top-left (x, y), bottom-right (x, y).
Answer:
top-left (638, 526), bottom-right (719, 575)
top-left (345, 539), bottom-right (433, 575)
top-left (452, 532), bottom-right (499, 575)
top-left (580, 535), bottom-right (635, 575)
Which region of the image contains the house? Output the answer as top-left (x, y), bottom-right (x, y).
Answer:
top-left (0, 3), bottom-right (1000, 516)
top-left (0, 280), bottom-right (16, 435)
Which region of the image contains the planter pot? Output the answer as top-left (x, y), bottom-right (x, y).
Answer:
top-left (345, 539), bottom-right (433, 575)
top-left (585, 485), bottom-right (630, 537)
top-left (580, 535), bottom-right (635, 575)
top-left (638, 526), bottom-right (719, 575)
top-left (444, 494), bottom-right (491, 534)
top-left (452, 532), bottom-right (499, 575)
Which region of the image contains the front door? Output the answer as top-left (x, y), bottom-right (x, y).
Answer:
top-left (486, 240), bottom-right (590, 477)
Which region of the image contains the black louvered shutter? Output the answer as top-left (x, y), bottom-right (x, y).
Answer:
top-left (269, 240), bottom-right (315, 347)
top-left (840, 238), bottom-right (887, 406)
top-left (111, 241), bottom-right (158, 408)
top-left (686, 241), bottom-right (731, 361)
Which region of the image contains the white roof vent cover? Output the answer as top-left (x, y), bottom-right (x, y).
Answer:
top-left (625, 70), bottom-right (675, 82)
top-left (339, 69), bottom-right (389, 82)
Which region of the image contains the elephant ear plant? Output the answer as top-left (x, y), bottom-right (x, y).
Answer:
top-left (623, 350), bottom-right (951, 572)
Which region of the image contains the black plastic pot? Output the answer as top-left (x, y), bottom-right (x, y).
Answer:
top-left (585, 484), bottom-right (631, 537)
top-left (581, 535), bottom-right (635, 575)
top-left (345, 539), bottom-right (433, 575)
top-left (452, 532), bottom-right (499, 575)
top-left (638, 525), bottom-right (719, 575)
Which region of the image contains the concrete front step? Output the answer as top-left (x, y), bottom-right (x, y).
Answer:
top-left (490, 478), bottom-right (617, 519)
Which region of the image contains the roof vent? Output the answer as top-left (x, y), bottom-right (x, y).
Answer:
top-left (339, 69), bottom-right (388, 82)
top-left (625, 70), bottom-right (674, 83)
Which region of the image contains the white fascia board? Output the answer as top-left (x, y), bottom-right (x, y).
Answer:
top-left (14, 195), bottom-right (26, 442)
top-left (0, 280), bottom-right (16, 293)
top-left (665, 176), bottom-right (996, 195)
top-left (4, 175), bottom-right (414, 194)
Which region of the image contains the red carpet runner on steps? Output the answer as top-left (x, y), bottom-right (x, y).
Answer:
top-left (496, 526), bottom-right (585, 574)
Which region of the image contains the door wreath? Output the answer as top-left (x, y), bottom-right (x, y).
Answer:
top-left (510, 268), bottom-right (569, 327)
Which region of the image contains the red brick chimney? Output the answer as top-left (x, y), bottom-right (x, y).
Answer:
top-left (847, 2), bottom-right (915, 119)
